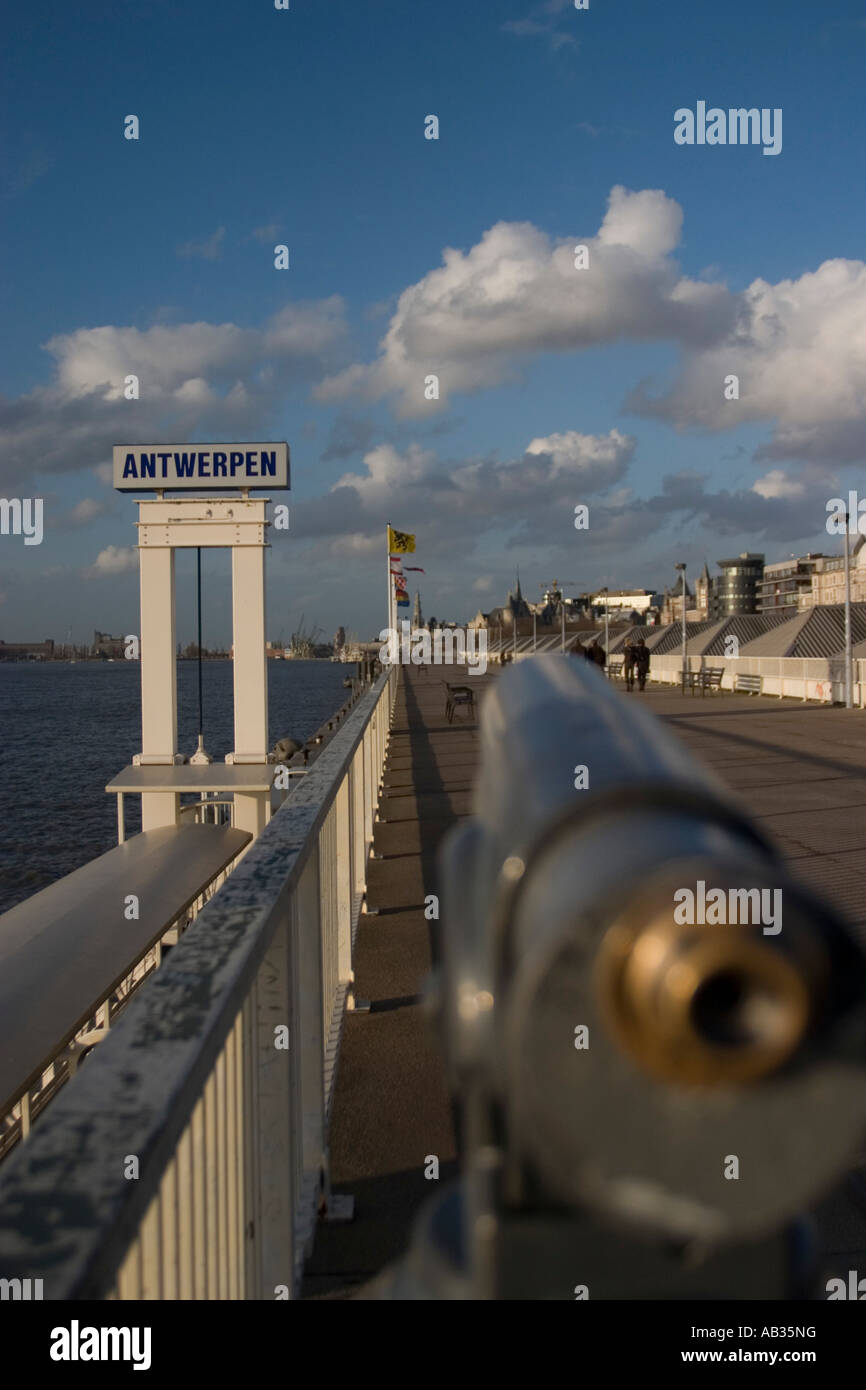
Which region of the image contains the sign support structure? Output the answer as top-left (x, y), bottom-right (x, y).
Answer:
top-left (113, 442), bottom-right (289, 843)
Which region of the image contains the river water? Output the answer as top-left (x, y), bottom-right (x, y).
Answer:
top-left (0, 659), bottom-right (352, 912)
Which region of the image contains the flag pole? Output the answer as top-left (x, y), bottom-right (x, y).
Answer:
top-left (386, 522), bottom-right (393, 640)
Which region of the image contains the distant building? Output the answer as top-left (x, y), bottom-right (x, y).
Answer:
top-left (758, 554), bottom-right (825, 613)
top-left (660, 582), bottom-right (696, 625)
top-left (412, 592), bottom-right (423, 628)
top-left (480, 574), bottom-right (533, 633)
top-left (713, 553), bottom-right (765, 617)
top-left (93, 630), bottom-right (126, 659)
top-left (334, 625), bottom-right (346, 651)
top-left (800, 537), bottom-right (866, 609)
top-left (0, 639), bottom-right (54, 661)
top-left (589, 588), bottom-right (654, 617)
top-left (694, 563), bottom-right (712, 620)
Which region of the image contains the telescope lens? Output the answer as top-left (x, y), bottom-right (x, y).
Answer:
top-left (690, 968), bottom-right (796, 1051)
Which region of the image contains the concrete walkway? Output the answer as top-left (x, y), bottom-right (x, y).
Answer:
top-left (303, 666), bottom-right (490, 1297)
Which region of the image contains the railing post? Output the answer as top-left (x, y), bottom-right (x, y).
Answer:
top-left (336, 778), bottom-right (352, 982)
top-left (351, 751), bottom-right (365, 901)
top-left (363, 720), bottom-right (374, 845)
top-left (247, 910), bottom-right (295, 1298)
top-left (296, 843), bottom-right (326, 1232)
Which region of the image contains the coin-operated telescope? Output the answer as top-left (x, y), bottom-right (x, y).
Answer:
top-left (382, 656), bottom-right (866, 1299)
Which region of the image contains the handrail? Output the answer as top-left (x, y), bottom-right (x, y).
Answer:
top-left (0, 667), bottom-right (395, 1299)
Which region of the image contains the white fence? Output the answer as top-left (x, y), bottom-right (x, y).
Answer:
top-left (0, 667), bottom-right (397, 1300)
top-left (646, 654), bottom-right (866, 705)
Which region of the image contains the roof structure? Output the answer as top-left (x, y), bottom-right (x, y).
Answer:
top-left (739, 603), bottom-right (866, 658)
top-left (650, 620), bottom-right (718, 655)
top-left (687, 612), bottom-right (793, 656)
top-left (607, 624), bottom-right (670, 654)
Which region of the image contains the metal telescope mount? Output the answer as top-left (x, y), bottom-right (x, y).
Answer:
top-left (382, 656), bottom-right (866, 1299)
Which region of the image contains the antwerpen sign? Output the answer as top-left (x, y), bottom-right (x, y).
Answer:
top-left (113, 442), bottom-right (289, 490)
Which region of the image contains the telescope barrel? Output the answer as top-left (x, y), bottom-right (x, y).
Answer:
top-left (439, 656), bottom-right (866, 1243)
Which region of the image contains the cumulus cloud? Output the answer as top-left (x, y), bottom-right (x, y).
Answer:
top-left (295, 428), bottom-right (634, 554)
top-left (0, 298), bottom-right (349, 489)
top-left (316, 186), bottom-right (732, 417)
top-left (312, 183), bottom-right (866, 466)
top-left (752, 469), bottom-right (806, 500)
top-left (627, 257), bottom-right (866, 463)
top-left (287, 431), bottom-right (835, 580)
top-left (86, 545), bottom-right (137, 577)
top-left (525, 428), bottom-right (635, 485)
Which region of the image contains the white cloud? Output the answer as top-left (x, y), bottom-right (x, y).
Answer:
top-left (67, 497), bottom-right (109, 524)
top-left (752, 470), bottom-right (806, 499)
top-left (295, 428), bottom-right (637, 552)
top-left (0, 298), bottom-right (349, 489)
top-left (525, 428), bottom-right (636, 483)
top-left (316, 187), bottom-right (731, 417)
top-left (87, 545), bottom-right (137, 577)
top-left (628, 257), bottom-right (866, 463)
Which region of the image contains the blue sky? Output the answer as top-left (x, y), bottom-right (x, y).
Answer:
top-left (3, 0), bottom-right (866, 643)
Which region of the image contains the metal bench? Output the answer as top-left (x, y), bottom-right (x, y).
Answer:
top-left (693, 667), bottom-right (724, 696)
top-left (736, 673), bottom-right (763, 696)
top-left (445, 683), bottom-right (476, 723)
top-left (0, 822), bottom-right (251, 1130)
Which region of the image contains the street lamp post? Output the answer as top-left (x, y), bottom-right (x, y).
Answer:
top-left (675, 563), bottom-right (687, 694)
top-left (560, 601), bottom-right (565, 653)
top-left (533, 610), bottom-right (537, 653)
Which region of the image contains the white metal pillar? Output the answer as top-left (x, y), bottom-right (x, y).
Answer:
top-left (135, 495), bottom-right (272, 841)
top-left (230, 542), bottom-right (270, 838)
top-left (138, 542), bottom-right (181, 829)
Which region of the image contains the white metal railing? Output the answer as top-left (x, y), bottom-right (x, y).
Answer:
top-left (0, 847), bottom-right (241, 1165)
top-left (645, 654), bottom-right (866, 705)
top-left (0, 667), bottom-right (395, 1299)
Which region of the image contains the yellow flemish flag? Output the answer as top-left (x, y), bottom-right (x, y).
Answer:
top-left (388, 526), bottom-right (416, 554)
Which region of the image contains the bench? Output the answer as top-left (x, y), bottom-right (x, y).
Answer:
top-left (607, 658), bottom-right (624, 680)
top-left (694, 667), bottom-right (724, 696)
top-left (0, 823), bottom-right (251, 1120)
top-left (736, 673), bottom-right (763, 696)
top-left (445, 683), bottom-right (476, 723)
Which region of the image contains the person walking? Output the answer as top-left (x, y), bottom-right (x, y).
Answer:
top-left (623, 640), bottom-right (636, 692)
top-left (588, 639), bottom-right (606, 671)
top-left (634, 637), bottom-right (650, 691)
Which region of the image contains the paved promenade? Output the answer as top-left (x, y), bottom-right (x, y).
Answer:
top-left (303, 665), bottom-right (487, 1297)
top-left (304, 667), bottom-right (866, 1297)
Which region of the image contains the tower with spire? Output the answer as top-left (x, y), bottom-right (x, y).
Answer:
top-left (412, 590), bottom-right (423, 628)
top-left (695, 561), bottom-right (712, 620)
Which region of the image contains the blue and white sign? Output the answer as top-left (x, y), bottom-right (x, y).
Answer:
top-left (113, 442), bottom-right (289, 490)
